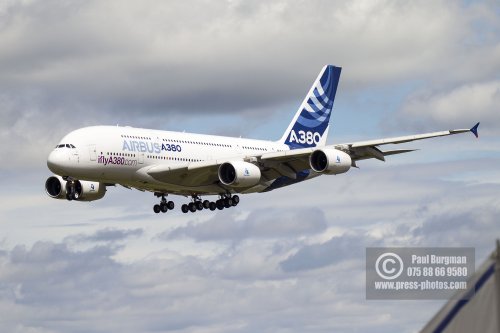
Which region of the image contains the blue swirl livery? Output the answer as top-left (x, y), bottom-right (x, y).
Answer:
top-left (280, 65), bottom-right (341, 149)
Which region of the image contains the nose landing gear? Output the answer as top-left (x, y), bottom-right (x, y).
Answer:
top-left (65, 179), bottom-right (81, 201)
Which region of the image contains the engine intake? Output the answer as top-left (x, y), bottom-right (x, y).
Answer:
top-left (45, 175), bottom-right (106, 201)
top-left (45, 176), bottom-right (66, 199)
top-left (218, 161), bottom-right (261, 187)
top-left (309, 149), bottom-right (351, 175)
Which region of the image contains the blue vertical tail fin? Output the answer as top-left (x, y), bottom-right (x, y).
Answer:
top-left (280, 65), bottom-right (341, 149)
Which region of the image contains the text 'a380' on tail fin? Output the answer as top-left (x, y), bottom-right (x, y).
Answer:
top-left (280, 65), bottom-right (342, 149)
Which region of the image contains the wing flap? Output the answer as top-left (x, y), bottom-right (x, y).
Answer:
top-left (382, 149), bottom-right (418, 156)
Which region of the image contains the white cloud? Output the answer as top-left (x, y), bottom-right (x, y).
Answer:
top-left (0, 236), bottom-right (440, 333)
top-left (67, 227), bottom-right (144, 243)
top-left (396, 80), bottom-right (500, 132)
top-left (164, 207), bottom-right (327, 241)
top-left (280, 233), bottom-right (380, 272)
top-left (0, 0), bottom-right (497, 112)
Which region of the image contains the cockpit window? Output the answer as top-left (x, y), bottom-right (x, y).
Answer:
top-left (55, 144), bottom-right (76, 149)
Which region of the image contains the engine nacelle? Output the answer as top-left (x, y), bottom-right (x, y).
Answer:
top-left (45, 175), bottom-right (67, 199)
top-left (309, 149), bottom-right (352, 175)
top-left (45, 176), bottom-right (106, 201)
top-left (218, 161), bottom-right (261, 188)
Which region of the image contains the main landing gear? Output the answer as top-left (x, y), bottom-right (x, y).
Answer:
top-left (153, 193), bottom-right (175, 214)
top-left (180, 194), bottom-right (239, 214)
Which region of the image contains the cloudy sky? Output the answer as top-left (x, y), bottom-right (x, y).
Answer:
top-left (0, 0), bottom-right (499, 332)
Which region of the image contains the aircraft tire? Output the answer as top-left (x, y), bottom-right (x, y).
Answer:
top-left (216, 200), bottom-right (224, 210)
top-left (153, 204), bottom-right (161, 214)
top-left (167, 201), bottom-right (175, 210)
top-left (160, 203), bottom-right (168, 213)
top-left (232, 195), bottom-right (240, 204)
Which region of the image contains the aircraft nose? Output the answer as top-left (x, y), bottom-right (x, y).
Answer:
top-left (47, 150), bottom-right (65, 174)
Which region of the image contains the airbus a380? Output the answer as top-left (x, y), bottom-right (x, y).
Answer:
top-left (45, 65), bottom-right (479, 214)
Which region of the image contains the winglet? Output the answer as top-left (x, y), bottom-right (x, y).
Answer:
top-left (470, 122), bottom-right (480, 138)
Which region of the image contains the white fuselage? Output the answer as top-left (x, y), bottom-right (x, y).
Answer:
top-left (47, 125), bottom-right (313, 196)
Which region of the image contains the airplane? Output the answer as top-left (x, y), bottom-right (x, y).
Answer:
top-left (45, 65), bottom-right (480, 214)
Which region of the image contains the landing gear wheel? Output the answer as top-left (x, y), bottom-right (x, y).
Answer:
top-left (203, 200), bottom-right (210, 209)
top-left (216, 200), bottom-right (224, 210)
top-left (160, 203), bottom-right (168, 213)
top-left (167, 201), bottom-right (175, 210)
top-left (209, 202), bottom-right (216, 211)
top-left (232, 195), bottom-right (239, 205)
top-left (65, 181), bottom-right (77, 201)
top-left (181, 204), bottom-right (189, 213)
top-left (153, 204), bottom-right (161, 214)
top-left (188, 202), bottom-right (197, 213)
top-left (195, 201), bottom-right (203, 210)
top-left (224, 198), bottom-right (232, 208)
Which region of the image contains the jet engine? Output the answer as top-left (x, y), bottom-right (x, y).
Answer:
top-left (45, 175), bottom-right (106, 201)
top-left (309, 148), bottom-right (352, 175)
top-left (218, 161), bottom-right (261, 187)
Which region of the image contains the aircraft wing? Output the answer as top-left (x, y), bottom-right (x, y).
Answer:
top-left (143, 123), bottom-right (479, 186)
top-left (333, 122), bottom-right (480, 162)
top-left (145, 160), bottom-right (220, 187)
top-left (260, 123), bottom-right (480, 172)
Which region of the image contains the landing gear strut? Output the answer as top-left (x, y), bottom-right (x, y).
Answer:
top-left (153, 193), bottom-right (174, 214)
top-left (181, 193), bottom-right (239, 214)
top-left (65, 179), bottom-right (80, 201)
